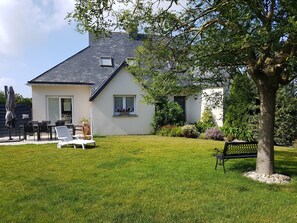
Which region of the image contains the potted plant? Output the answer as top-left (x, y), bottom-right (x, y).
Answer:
top-left (116, 108), bottom-right (131, 116)
top-left (80, 118), bottom-right (91, 139)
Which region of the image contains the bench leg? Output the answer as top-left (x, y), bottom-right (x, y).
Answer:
top-left (215, 158), bottom-right (227, 173)
top-left (222, 159), bottom-right (226, 174)
top-left (215, 157), bottom-right (219, 170)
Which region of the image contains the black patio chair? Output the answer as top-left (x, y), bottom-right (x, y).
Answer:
top-left (55, 120), bottom-right (65, 126)
top-left (23, 121), bottom-right (39, 141)
top-left (39, 121), bottom-right (51, 140)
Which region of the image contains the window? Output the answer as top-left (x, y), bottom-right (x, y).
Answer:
top-left (100, 57), bottom-right (113, 67)
top-left (114, 96), bottom-right (136, 115)
top-left (47, 97), bottom-right (73, 124)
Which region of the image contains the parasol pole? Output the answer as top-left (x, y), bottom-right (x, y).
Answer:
top-left (4, 86), bottom-right (8, 98)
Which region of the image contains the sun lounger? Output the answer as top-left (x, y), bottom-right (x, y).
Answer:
top-left (55, 126), bottom-right (96, 149)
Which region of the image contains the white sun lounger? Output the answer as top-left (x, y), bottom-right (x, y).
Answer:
top-left (55, 126), bottom-right (96, 149)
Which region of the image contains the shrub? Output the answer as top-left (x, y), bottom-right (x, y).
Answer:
top-left (182, 125), bottom-right (199, 138)
top-left (170, 126), bottom-right (183, 137)
top-left (226, 134), bottom-right (235, 142)
top-left (274, 84), bottom-right (297, 146)
top-left (157, 125), bottom-right (183, 137)
top-left (199, 133), bottom-right (207, 139)
top-left (293, 139), bottom-right (297, 148)
top-left (223, 73), bottom-right (258, 140)
top-left (196, 107), bottom-right (216, 132)
top-left (205, 128), bottom-right (224, 141)
top-left (152, 101), bottom-right (185, 132)
top-left (157, 125), bottom-right (173, 136)
top-left (221, 125), bottom-right (254, 142)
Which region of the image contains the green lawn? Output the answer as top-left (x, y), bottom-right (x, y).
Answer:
top-left (0, 136), bottom-right (297, 223)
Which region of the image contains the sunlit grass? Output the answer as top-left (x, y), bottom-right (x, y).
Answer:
top-left (0, 136), bottom-right (296, 222)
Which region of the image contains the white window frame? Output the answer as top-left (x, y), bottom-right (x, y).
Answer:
top-left (46, 96), bottom-right (74, 123)
top-left (113, 95), bottom-right (136, 115)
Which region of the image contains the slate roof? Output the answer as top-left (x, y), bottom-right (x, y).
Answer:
top-left (28, 32), bottom-right (144, 100)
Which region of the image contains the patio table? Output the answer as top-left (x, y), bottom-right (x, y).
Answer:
top-left (19, 122), bottom-right (75, 141)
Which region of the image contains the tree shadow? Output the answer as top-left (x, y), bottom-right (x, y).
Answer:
top-left (225, 150), bottom-right (297, 177)
top-left (274, 150), bottom-right (297, 177)
top-left (227, 159), bottom-right (257, 173)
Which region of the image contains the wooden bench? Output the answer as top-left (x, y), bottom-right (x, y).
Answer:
top-left (214, 141), bottom-right (258, 173)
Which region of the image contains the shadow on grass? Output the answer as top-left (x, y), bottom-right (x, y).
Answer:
top-left (274, 150), bottom-right (297, 177)
top-left (226, 159), bottom-right (256, 173)
top-left (94, 135), bottom-right (107, 138)
top-left (222, 150), bottom-right (297, 177)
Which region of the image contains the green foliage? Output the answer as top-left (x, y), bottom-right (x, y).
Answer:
top-left (293, 140), bottom-right (297, 148)
top-left (223, 73), bottom-right (258, 141)
top-left (181, 124), bottom-right (199, 138)
top-left (224, 78), bottom-right (297, 145)
top-left (221, 125), bottom-right (254, 142)
top-left (152, 101), bottom-right (185, 131)
top-left (170, 126), bottom-right (183, 137)
top-left (0, 91), bottom-right (32, 106)
top-left (196, 107), bottom-right (216, 132)
top-left (128, 39), bottom-right (199, 105)
top-left (199, 132), bottom-right (207, 140)
top-left (224, 73), bottom-right (257, 127)
top-left (157, 125), bottom-right (183, 137)
top-left (274, 83), bottom-right (297, 146)
top-left (15, 93), bottom-right (32, 106)
top-left (0, 91), bottom-right (6, 103)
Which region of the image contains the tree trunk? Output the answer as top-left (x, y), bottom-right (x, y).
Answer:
top-left (255, 79), bottom-right (278, 175)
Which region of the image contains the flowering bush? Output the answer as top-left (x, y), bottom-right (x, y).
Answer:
top-left (205, 128), bottom-right (224, 141)
top-left (181, 125), bottom-right (199, 138)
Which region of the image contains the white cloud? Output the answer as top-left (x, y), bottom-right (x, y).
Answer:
top-left (0, 0), bottom-right (75, 56)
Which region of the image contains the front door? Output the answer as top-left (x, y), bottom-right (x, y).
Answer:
top-left (174, 96), bottom-right (186, 122)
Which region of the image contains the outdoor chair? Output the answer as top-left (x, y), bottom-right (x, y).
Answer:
top-left (55, 120), bottom-right (65, 126)
top-left (39, 121), bottom-right (51, 139)
top-left (54, 126), bottom-right (96, 149)
top-left (23, 121), bottom-right (39, 141)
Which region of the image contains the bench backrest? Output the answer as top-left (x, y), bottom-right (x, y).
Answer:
top-left (223, 142), bottom-right (258, 155)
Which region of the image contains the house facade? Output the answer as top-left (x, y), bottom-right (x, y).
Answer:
top-left (28, 32), bottom-right (224, 135)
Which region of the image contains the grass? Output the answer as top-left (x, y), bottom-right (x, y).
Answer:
top-left (0, 135), bottom-right (297, 223)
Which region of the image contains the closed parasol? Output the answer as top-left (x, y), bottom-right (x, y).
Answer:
top-left (5, 86), bottom-right (16, 140)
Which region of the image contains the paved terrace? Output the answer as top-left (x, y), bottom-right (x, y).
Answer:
top-left (0, 136), bottom-right (59, 146)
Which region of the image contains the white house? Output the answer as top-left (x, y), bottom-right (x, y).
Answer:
top-left (28, 32), bottom-right (224, 135)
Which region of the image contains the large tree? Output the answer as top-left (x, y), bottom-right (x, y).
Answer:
top-left (68, 0), bottom-right (297, 175)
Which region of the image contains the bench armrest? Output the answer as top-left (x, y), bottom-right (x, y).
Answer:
top-left (214, 148), bottom-right (222, 155)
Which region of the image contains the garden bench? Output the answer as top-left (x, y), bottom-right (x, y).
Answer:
top-left (214, 141), bottom-right (258, 173)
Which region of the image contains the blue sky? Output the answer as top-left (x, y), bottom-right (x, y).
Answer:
top-left (0, 0), bottom-right (88, 97)
top-left (0, 0), bottom-right (186, 98)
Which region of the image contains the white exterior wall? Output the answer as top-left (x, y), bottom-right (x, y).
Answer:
top-left (185, 95), bottom-right (202, 124)
top-left (201, 87), bottom-right (224, 126)
top-left (31, 85), bottom-right (91, 124)
top-left (91, 68), bottom-right (155, 135)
